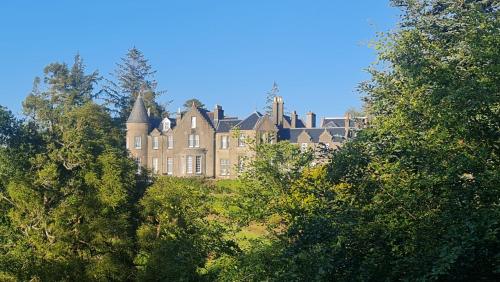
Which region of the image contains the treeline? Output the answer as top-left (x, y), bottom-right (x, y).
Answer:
top-left (1, 0), bottom-right (499, 281)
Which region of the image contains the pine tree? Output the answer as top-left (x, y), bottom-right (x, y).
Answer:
top-left (104, 47), bottom-right (166, 123)
top-left (2, 56), bottom-right (138, 281)
top-left (264, 81), bottom-right (279, 115)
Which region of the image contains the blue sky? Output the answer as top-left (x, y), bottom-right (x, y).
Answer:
top-left (0, 1), bottom-right (399, 120)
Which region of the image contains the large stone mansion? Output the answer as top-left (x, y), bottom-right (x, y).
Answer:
top-left (126, 95), bottom-right (366, 178)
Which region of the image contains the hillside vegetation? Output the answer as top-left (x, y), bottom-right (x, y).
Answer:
top-left (0, 0), bottom-right (498, 281)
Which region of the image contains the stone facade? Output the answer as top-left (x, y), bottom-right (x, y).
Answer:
top-left (126, 95), bottom-right (366, 178)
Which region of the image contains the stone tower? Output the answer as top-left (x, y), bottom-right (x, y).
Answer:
top-left (126, 94), bottom-right (150, 169)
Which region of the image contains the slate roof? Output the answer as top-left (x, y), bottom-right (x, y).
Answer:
top-left (321, 118), bottom-right (360, 128)
top-left (321, 118), bottom-right (346, 128)
top-left (235, 112), bottom-right (263, 130)
top-left (283, 115), bottom-right (305, 128)
top-left (216, 119), bottom-right (241, 133)
top-left (127, 95), bottom-right (149, 123)
top-left (279, 128), bottom-right (346, 143)
top-left (198, 108), bottom-right (216, 128)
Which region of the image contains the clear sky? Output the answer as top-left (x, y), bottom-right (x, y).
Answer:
top-left (0, 1), bottom-right (399, 120)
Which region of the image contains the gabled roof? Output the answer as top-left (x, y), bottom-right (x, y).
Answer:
top-left (279, 128), bottom-right (346, 143)
top-left (198, 108), bottom-right (216, 129)
top-left (127, 95), bottom-right (149, 123)
top-left (235, 111), bottom-right (263, 130)
top-left (321, 118), bottom-right (345, 128)
top-left (216, 119), bottom-right (241, 133)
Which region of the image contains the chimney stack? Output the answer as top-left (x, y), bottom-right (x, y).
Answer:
top-left (272, 96), bottom-right (284, 126)
top-left (214, 104), bottom-right (224, 124)
top-left (291, 110), bottom-right (298, 128)
top-left (176, 107), bottom-right (182, 123)
top-left (306, 111), bottom-right (316, 128)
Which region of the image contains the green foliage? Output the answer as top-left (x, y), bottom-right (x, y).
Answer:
top-left (183, 98), bottom-right (206, 110)
top-left (264, 81), bottom-right (279, 115)
top-left (104, 47), bottom-right (166, 122)
top-left (0, 57), bottom-right (138, 281)
top-left (135, 177), bottom-right (238, 281)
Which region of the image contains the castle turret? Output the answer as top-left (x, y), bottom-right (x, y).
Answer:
top-left (126, 95), bottom-right (150, 171)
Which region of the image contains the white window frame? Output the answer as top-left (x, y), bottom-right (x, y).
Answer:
top-left (167, 157), bottom-right (173, 175)
top-left (167, 135), bottom-right (173, 149)
top-left (188, 134), bottom-right (194, 148)
top-left (188, 134), bottom-right (199, 148)
top-left (152, 157), bottom-right (159, 174)
top-left (238, 134), bottom-right (245, 147)
top-left (162, 119), bottom-right (171, 131)
top-left (191, 116), bottom-right (197, 129)
top-left (221, 135), bottom-right (229, 149)
top-left (153, 136), bottom-right (159, 150)
top-left (134, 136), bottom-right (141, 149)
top-left (187, 156), bottom-right (193, 174)
top-left (195, 156), bottom-right (202, 174)
top-left (220, 159), bottom-right (230, 176)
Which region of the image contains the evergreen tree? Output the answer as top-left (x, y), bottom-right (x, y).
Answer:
top-left (264, 81), bottom-right (279, 115)
top-left (1, 56), bottom-right (138, 281)
top-left (104, 47), bottom-right (166, 122)
top-left (183, 98), bottom-right (206, 111)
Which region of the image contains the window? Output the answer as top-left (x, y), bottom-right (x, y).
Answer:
top-left (195, 135), bottom-right (200, 147)
top-left (195, 156), bottom-right (202, 174)
top-left (152, 158), bottom-right (159, 174)
top-left (191, 116), bottom-right (197, 128)
top-left (187, 156), bottom-right (193, 174)
top-left (134, 136), bottom-right (141, 149)
top-left (167, 157), bottom-right (173, 175)
top-left (162, 119), bottom-right (171, 132)
top-left (188, 134), bottom-right (200, 148)
top-left (153, 136), bottom-right (159, 149)
top-left (167, 135), bottom-right (173, 149)
top-left (220, 159), bottom-right (230, 176)
top-left (238, 134), bottom-right (245, 147)
top-left (301, 143), bottom-right (308, 151)
top-left (221, 135), bottom-right (229, 149)
top-left (188, 135), bottom-right (194, 148)
top-left (126, 137), bottom-right (129, 149)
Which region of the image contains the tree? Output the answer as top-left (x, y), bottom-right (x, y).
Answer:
top-left (135, 177), bottom-right (237, 281)
top-left (104, 47), bottom-right (166, 122)
top-left (183, 98), bottom-right (206, 110)
top-left (330, 0), bottom-right (500, 280)
top-left (1, 57), bottom-right (138, 281)
top-left (264, 81), bottom-right (279, 115)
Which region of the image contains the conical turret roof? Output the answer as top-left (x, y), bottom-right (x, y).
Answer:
top-left (127, 95), bottom-right (149, 123)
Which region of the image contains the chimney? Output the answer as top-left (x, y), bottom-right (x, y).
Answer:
top-left (306, 111), bottom-right (316, 128)
top-left (272, 96), bottom-right (284, 126)
top-left (214, 104), bottom-right (224, 124)
top-left (291, 110), bottom-right (298, 128)
top-left (345, 112), bottom-right (351, 138)
top-left (176, 107), bottom-right (182, 123)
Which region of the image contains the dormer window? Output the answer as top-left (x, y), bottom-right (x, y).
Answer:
top-left (191, 116), bottom-right (197, 129)
top-left (162, 118), bottom-right (171, 132)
